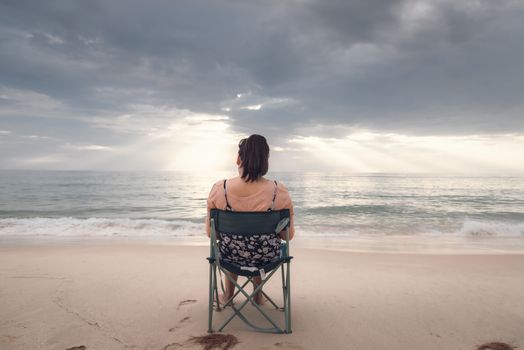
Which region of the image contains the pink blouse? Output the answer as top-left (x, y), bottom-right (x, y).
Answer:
top-left (205, 178), bottom-right (295, 238)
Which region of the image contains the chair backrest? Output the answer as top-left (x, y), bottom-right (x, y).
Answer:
top-left (210, 208), bottom-right (290, 235)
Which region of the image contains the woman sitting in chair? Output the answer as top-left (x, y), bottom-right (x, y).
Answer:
top-left (206, 134), bottom-right (295, 305)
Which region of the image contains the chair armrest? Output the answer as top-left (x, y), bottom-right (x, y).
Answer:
top-left (280, 242), bottom-right (289, 258)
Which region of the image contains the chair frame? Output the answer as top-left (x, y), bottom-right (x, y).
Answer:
top-left (207, 209), bottom-right (292, 333)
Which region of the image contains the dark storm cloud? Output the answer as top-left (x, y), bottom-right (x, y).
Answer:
top-left (1, 0), bottom-right (524, 146)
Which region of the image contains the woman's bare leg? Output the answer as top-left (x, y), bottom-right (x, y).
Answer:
top-left (219, 273), bottom-right (265, 305)
top-left (218, 272), bottom-right (238, 305)
top-left (252, 276), bottom-right (265, 305)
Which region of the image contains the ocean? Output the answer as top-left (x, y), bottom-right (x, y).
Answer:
top-left (1, 170), bottom-right (523, 251)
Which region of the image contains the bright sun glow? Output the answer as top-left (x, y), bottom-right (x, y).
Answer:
top-left (163, 118), bottom-right (241, 171)
top-left (116, 111), bottom-right (244, 172)
top-left (60, 106), bottom-right (246, 172)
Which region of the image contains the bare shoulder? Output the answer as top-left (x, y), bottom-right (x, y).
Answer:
top-left (210, 177), bottom-right (243, 192)
top-left (271, 180), bottom-right (293, 210)
top-left (208, 179), bottom-right (226, 197)
top-left (212, 179), bottom-right (226, 187)
top-left (274, 180), bottom-right (292, 198)
top-left (275, 180), bottom-right (289, 191)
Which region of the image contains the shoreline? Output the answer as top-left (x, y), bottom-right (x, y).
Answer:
top-left (1, 234), bottom-right (524, 255)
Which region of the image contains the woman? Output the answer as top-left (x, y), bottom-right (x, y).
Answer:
top-left (206, 134), bottom-right (295, 305)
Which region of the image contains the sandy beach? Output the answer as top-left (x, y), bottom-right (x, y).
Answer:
top-left (0, 243), bottom-right (523, 350)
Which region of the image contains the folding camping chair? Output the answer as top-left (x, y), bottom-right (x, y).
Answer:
top-left (207, 208), bottom-right (293, 333)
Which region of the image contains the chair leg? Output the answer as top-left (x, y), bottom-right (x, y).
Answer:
top-left (261, 290), bottom-right (280, 310)
top-left (223, 277), bottom-right (252, 308)
top-left (217, 266), bottom-right (283, 332)
top-left (248, 279), bottom-right (279, 309)
top-left (208, 263), bottom-right (215, 333)
top-left (281, 264), bottom-right (286, 310)
top-left (285, 261), bottom-right (292, 333)
top-left (213, 264), bottom-right (221, 311)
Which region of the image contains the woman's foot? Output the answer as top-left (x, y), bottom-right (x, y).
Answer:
top-left (216, 293), bottom-right (234, 306)
top-left (254, 292), bottom-right (266, 306)
top-left (252, 276), bottom-right (266, 305)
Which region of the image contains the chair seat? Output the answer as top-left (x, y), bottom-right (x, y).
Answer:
top-left (218, 256), bottom-right (293, 277)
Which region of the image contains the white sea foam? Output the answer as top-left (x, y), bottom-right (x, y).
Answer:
top-left (296, 220), bottom-right (524, 238)
top-left (1, 217), bottom-right (523, 240)
top-left (0, 217), bottom-right (204, 237)
top-left (457, 220), bottom-right (524, 237)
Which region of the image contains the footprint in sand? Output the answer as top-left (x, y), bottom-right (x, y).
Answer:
top-left (274, 342), bottom-right (303, 349)
top-left (177, 299), bottom-right (197, 310)
top-left (169, 316), bottom-right (191, 332)
top-left (477, 342), bottom-right (515, 350)
top-left (163, 342), bottom-right (184, 350)
top-left (2, 335), bottom-right (18, 343)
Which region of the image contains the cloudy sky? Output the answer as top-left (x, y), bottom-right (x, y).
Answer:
top-left (1, 0), bottom-right (523, 173)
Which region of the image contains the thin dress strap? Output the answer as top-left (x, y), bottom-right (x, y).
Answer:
top-left (269, 180), bottom-right (278, 211)
top-left (223, 179), bottom-right (233, 211)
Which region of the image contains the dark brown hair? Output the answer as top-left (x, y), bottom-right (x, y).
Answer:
top-left (238, 134), bottom-right (269, 182)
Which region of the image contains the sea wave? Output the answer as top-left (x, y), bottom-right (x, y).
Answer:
top-left (299, 204), bottom-right (408, 215)
top-left (458, 220), bottom-right (524, 237)
top-left (296, 220), bottom-right (524, 237)
top-left (0, 217), bottom-right (204, 237)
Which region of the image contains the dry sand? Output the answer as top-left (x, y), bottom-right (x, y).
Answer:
top-left (0, 243), bottom-right (523, 350)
